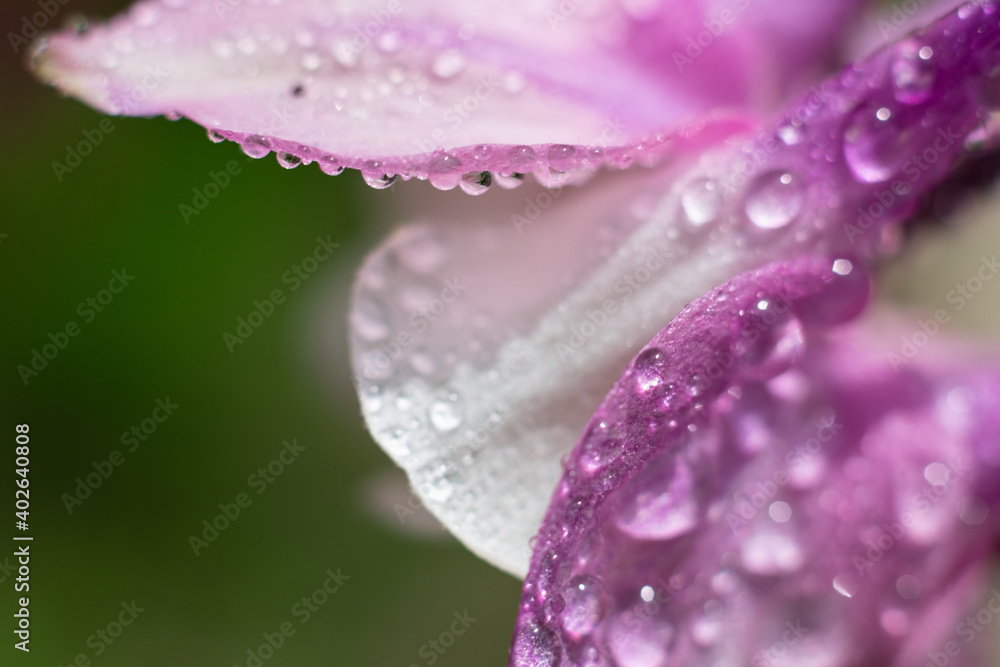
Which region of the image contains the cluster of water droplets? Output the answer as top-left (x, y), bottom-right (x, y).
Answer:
top-left (511, 242), bottom-right (1000, 666)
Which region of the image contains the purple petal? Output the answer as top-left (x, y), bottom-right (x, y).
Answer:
top-left (511, 256), bottom-right (1000, 666)
top-left (350, 0), bottom-right (1000, 578)
top-left (28, 0), bottom-right (867, 186)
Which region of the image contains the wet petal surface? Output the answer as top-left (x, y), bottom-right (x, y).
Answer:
top-left (30, 0), bottom-right (867, 185)
top-left (350, 1), bottom-right (1000, 577)
top-left (511, 256), bottom-right (1000, 666)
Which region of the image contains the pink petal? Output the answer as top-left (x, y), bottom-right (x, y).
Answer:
top-left (511, 256), bottom-right (1000, 666)
top-left (350, 0), bottom-right (1000, 577)
top-left (29, 0), bottom-right (866, 186)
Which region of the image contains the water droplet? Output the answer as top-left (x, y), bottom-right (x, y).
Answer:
top-left (843, 101), bottom-right (920, 183)
top-left (513, 621), bottom-right (560, 667)
top-left (744, 171), bottom-right (804, 229)
top-left (924, 462), bottom-right (951, 486)
top-left (832, 573), bottom-right (858, 598)
top-left (608, 614), bottom-right (673, 667)
top-left (579, 421), bottom-right (622, 474)
top-left (423, 465), bottom-right (456, 502)
top-left (680, 178), bottom-right (723, 227)
top-left (547, 144), bottom-right (577, 170)
top-left (376, 30), bottom-right (402, 52)
top-left (740, 530), bottom-right (804, 574)
top-left (768, 501), bottom-right (791, 523)
top-left (410, 351), bottom-right (436, 376)
top-left (493, 172), bottom-right (525, 189)
top-left (459, 171), bottom-right (492, 195)
top-left (562, 576), bottom-right (606, 638)
top-left (206, 129), bottom-right (226, 143)
top-left (300, 52), bottom-right (322, 71)
top-left (777, 124), bottom-right (803, 146)
top-left (363, 171), bottom-right (397, 189)
top-left (241, 135), bottom-right (271, 159)
top-left (508, 146), bottom-right (537, 169)
top-left (615, 458), bottom-right (699, 540)
top-left (429, 395), bottom-right (463, 431)
top-left (352, 298), bottom-right (390, 342)
top-left (892, 41), bottom-right (936, 105)
top-left (332, 37), bottom-right (359, 67)
top-left (427, 153), bottom-right (463, 190)
top-left (277, 152), bottom-right (301, 169)
top-left (432, 52), bottom-right (465, 79)
top-left (959, 496), bottom-right (989, 525)
top-left (318, 155), bottom-right (345, 176)
top-left (691, 613), bottom-right (722, 647)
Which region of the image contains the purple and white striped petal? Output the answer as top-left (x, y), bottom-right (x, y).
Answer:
top-left (511, 256), bottom-right (1000, 666)
top-left (349, 1), bottom-right (1000, 577)
top-left (29, 0), bottom-right (868, 186)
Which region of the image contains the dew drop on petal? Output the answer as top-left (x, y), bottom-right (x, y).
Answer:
top-left (431, 52), bottom-right (465, 79)
top-left (429, 395), bottom-right (463, 431)
top-left (363, 171), bottom-right (397, 189)
top-left (832, 573), bottom-right (858, 598)
top-left (276, 152), bottom-right (301, 169)
top-left (680, 178), bottom-right (723, 227)
top-left (744, 171), bottom-right (804, 229)
top-left (562, 576), bottom-right (606, 638)
top-left (459, 171), bottom-right (492, 195)
top-left (608, 615), bottom-right (673, 667)
top-left (843, 101), bottom-right (917, 183)
top-left (206, 128), bottom-right (225, 143)
top-left (892, 40), bottom-right (937, 105)
top-left (768, 501), bottom-right (792, 523)
top-left (318, 155), bottom-right (345, 176)
top-left (512, 620), bottom-right (561, 667)
top-left (740, 530), bottom-right (804, 575)
top-left (614, 458), bottom-right (699, 541)
top-left (241, 134), bottom-right (271, 158)
top-left (493, 172), bottom-right (525, 189)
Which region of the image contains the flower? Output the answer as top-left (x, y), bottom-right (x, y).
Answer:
top-left (29, 0), bottom-right (1000, 664)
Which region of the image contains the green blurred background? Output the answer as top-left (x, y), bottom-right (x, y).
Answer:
top-left (0, 1), bottom-right (521, 665)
